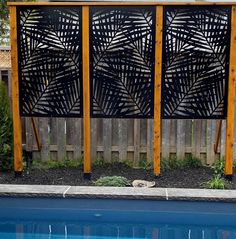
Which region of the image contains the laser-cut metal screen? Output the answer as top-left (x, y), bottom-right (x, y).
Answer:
top-left (90, 7), bottom-right (156, 118)
top-left (18, 6), bottom-right (83, 117)
top-left (16, 4), bottom-right (231, 120)
top-left (162, 6), bottom-right (231, 119)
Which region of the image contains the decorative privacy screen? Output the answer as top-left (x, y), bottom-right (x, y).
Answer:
top-left (90, 7), bottom-right (155, 118)
top-left (17, 5), bottom-right (231, 119)
top-left (18, 7), bottom-right (83, 117)
top-left (162, 6), bottom-right (231, 119)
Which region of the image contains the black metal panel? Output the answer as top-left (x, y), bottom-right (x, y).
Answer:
top-left (18, 7), bottom-right (82, 117)
top-left (162, 6), bottom-right (231, 119)
top-left (90, 7), bottom-right (155, 118)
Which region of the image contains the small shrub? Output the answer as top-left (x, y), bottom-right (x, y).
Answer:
top-left (123, 159), bottom-right (133, 168)
top-left (182, 155), bottom-right (202, 168)
top-left (168, 157), bottom-right (183, 169)
top-left (211, 159), bottom-right (225, 175)
top-left (32, 158), bottom-right (83, 169)
top-left (204, 175), bottom-right (228, 189)
top-left (94, 176), bottom-right (130, 187)
top-left (0, 81), bottom-right (13, 171)
top-left (93, 157), bottom-right (106, 167)
top-left (160, 158), bottom-right (171, 171)
top-left (138, 158), bottom-right (153, 170)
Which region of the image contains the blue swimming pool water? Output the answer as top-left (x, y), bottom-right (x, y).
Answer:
top-left (0, 198), bottom-right (236, 239)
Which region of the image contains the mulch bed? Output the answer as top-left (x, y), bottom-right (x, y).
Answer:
top-left (1, 163), bottom-right (234, 189)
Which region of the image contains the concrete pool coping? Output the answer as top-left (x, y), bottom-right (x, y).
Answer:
top-left (0, 184), bottom-right (236, 202)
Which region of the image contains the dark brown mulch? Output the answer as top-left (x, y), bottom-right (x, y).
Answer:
top-left (0, 163), bottom-right (226, 189)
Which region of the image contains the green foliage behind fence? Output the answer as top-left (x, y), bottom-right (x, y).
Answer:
top-left (0, 81), bottom-right (13, 171)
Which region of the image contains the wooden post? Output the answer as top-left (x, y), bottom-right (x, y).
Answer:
top-left (153, 6), bottom-right (163, 176)
top-left (82, 6), bottom-right (91, 179)
top-left (10, 6), bottom-right (23, 176)
top-left (225, 6), bottom-right (236, 178)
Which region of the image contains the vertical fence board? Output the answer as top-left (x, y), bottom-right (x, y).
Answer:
top-left (170, 120), bottom-right (177, 153)
top-left (140, 119), bottom-right (147, 147)
top-left (192, 120), bottom-right (201, 159)
top-left (176, 119), bottom-right (185, 159)
top-left (185, 120), bottom-right (192, 148)
top-left (74, 119), bottom-right (82, 160)
top-left (207, 120), bottom-right (216, 165)
top-left (200, 120), bottom-right (207, 162)
top-left (118, 119), bottom-right (127, 161)
top-left (147, 119), bottom-right (154, 162)
top-left (220, 120), bottom-right (226, 159)
top-left (25, 118), bottom-right (33, 152)
top-left (134, 119), bottom-right (140, 166)
top-left (103, 119), bottom-right (112, 162)
top-left (162, 119), bottom-right (170, 159)
top-left (90, 119), bottom-right (96, 161)
top-left (127, 119), bottom-right (134, 146)
top-left (50, 118), bottom-right (58, 145)
top-left (39, 118), bottom-right (49, 161)
top-left (57, 118), bottom-right (66, 160)
top-left (66, 118), bottom-right (74, 145)
top-left (97, 119), bottom-right (103, 147)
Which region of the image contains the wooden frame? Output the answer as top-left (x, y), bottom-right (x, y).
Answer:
top-left (8, 2), bottom-right (236, 6)
top-left (82, 6), bottom-right (91, 177)
top-left (9, 2), bottom-right (236, 178)
top-left (225, 6), bottom-right (236, 177)
top-left (9, 6), bottom-right (23, 175)
top-left (154, 6), bottom-right (163, 176)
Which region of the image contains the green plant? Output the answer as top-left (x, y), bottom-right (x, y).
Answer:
top-left (0, 81), bottom-right (13, 171)
top-left (94, 176), bottom-right (130, 187)
top-left (160, 158), bottom-right (171, 171)
top-left (167, 156), bottom-right (183, 169)
top-left (160, 155), bottom-right (202, 171)
top-left (123, 159), bottom-right (133, 168)
top-left (138, 158), bottom-right (153, 170)
top-left (211, 159), bottom-right (225, 175)
top-left (93, 157), bottom-right (106, 167)
top-left (32, 157), bottom-right (83, 169)
top-left (182, 155), bottom-right (202, 168)
top-left (204, 175), bottom-right (228, 189)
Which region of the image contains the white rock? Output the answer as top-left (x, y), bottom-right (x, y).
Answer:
top-left (132, 180), bottom-right (155, 188)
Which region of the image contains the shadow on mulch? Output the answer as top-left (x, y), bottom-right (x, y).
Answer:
top-left (0, 163), bottom-right (228, 189)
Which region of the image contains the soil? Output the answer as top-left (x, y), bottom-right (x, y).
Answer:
top-left (1, 163), bottom-right (234, 189)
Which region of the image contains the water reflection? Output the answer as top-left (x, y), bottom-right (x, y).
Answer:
top-left (0, 221), bottom-right (236, 239)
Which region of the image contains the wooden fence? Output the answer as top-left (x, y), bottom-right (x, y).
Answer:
top-left (1, 69), bottom-right (228, 165)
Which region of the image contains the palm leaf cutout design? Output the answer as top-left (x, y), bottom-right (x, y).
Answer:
top-left (18, 7), bottom-right (82, 117)
top-left (162, 6), bottom-right (231, 119)
top-left (90, 7), bottom-right (155, 118)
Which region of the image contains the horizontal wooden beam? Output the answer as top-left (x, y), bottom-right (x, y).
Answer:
top-left (8, 2), bottom-right (236, 6)
top-left (30, 145), bottom-right (208, 154)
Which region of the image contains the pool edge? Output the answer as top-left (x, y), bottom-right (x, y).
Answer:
top-left (0, 184), bottom-right (234, 202)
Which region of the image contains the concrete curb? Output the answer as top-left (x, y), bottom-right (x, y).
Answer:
top-left (0, 184), bottom-right (235, 202)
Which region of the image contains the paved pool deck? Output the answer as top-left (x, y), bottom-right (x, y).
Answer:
top-left (0, 184), bottom-right (235, 202)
